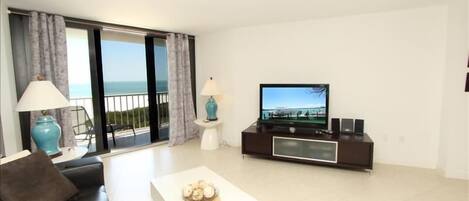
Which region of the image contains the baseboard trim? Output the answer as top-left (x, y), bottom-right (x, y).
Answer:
top-left (444, 169), bottom-right (469, 180)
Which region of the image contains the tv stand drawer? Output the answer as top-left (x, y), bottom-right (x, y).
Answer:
top-left (272, 136), bottom-right (338, 163)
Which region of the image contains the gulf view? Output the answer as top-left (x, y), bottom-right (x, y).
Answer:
top-left (69, 81), bottom-right (168, 98)
top-left (66, 28), bottom-right (170, 152)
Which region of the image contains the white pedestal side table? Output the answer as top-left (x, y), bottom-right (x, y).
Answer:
top-left (51, 146), bottom-right (88, 164)
top-left (194, 119), bottom-right (222, 150)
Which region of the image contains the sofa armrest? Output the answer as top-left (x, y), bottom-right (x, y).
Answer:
top-left (55, 156), bottom-right (105, 190)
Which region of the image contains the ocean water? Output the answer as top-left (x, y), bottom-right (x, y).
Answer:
top-left (70, 81), bottom-right (168, 98)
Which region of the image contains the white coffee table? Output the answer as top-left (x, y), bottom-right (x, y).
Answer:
top-left (52, 146), bottom-right (88, 164)
top-left (150, 166), bottom-right (257, 201)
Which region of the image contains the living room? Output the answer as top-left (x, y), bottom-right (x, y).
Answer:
top-left (1, 0), bottom-right (468, 201)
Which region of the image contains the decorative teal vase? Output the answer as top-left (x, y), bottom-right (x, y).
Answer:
top-left (205, 96), bottom-right (218, 121)
top-left (31, 115), bottom-right (61, 156)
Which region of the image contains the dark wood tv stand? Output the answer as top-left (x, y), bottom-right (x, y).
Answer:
top-left (241, 125), bottom-right (374, 170)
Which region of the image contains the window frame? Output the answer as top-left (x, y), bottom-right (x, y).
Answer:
top-left (9, 8), bottom-right (196, 153)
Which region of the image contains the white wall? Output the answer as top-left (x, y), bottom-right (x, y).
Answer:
top-left (437, 0), bottom-right (468, 180)
top-left (1, 0), bottom-right (23, 155)
top-left (439, 0), bottom-right (469, 179)
top-left (196, 6), bottom-right (450, 169)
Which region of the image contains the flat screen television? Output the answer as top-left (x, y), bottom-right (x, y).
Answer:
top-left (259, 84), bottom-right (329, 129)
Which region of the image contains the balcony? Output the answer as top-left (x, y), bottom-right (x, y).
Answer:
top-left (70, 92), bottom-right (169, 152)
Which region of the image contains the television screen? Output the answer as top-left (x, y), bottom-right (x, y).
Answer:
top-left (260, 84), bottom-right (329, 128)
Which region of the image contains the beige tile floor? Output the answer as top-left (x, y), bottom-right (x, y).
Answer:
top-left (102, 139), bottom-right (468, 201)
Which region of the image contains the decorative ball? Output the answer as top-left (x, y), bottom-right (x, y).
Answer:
top-left (183, 185), bottom-right (193, 197)
top-left (192, 189), bottom-right (204, 201)
top-left (203, 186), bottom-right (215, 198)
top-left (182, 180), bottom-right (218, 201)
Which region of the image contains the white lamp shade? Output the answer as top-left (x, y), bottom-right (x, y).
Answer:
top-left (201, 78), bottom-right (220, 96)
top-left (16, 81), bottom-right (70, 112)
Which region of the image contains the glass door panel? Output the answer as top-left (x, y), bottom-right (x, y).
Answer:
top-left (154, 38), bottom-right (169, 140)
top-left (66, 28), bottom-right (98, 154)
top-left (101, 31), bottom-right (150, 151)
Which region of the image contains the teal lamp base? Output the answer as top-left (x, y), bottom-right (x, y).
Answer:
top-left (205, 96), bottom-right (218, 121)
top-left (31, 115), bottom-right (62, 156)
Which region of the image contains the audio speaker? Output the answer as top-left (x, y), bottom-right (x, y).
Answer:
top-left (341, 119), bottom-right (354, 134)
top-left (355, 119), bottom-right (364, 135)
top-left (331, 118), bottom-right (340, 134)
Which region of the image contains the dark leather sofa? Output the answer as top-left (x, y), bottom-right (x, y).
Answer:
top-left (55, 156), bottom-right (108, 201)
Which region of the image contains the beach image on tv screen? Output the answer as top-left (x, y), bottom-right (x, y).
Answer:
top-left (262, 87), bottom-right (327, 124)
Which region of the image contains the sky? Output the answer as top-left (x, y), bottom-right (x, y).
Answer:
top-left (262, 87), bottom-right (326, 109)
top-left (101, 40), bottom-right (147, 82)
top-left (102, 39), bottom-right (168, 83)
top-left (66, 28), bottom-right (91, 85)
top-left (66, 28), bottom-right (168, 86)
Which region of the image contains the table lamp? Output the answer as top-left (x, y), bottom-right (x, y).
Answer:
top-left (16, 80), bottom-right (70, 156)
top-left (201, 77), bottom-right (220, 121)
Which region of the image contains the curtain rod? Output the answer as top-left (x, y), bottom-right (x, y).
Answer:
top-left (7, 8), bottom-right (195, 39)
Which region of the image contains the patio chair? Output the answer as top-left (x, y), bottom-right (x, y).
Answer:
top-left (69, 106), bottom-right (136, 147)
top-left (70, 106), bottom-right (94, 148)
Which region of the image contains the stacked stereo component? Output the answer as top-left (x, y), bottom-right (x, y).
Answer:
top-left (331, 118), bottom-right (365, 137)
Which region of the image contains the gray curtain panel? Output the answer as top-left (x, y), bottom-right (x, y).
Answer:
top-left (10, 15), bottom-right (32, 95)
top-left (10, 14), bottom-right (33, 150)
top-left (29, 12), bottom-right (74, 148)
top-left (0, 115), bottom-right (4, 157)
top-left (0, 52), bottom-right (3, 155)
top-left (167, 33), bottom-right (198, 146)
top-left (11, 12), bottom-right (74, 150)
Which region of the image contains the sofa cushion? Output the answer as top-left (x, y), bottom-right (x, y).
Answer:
top-left (56, 157), bottom-right (105, 190)
top-left (0, 151), bottom-right (78, 201)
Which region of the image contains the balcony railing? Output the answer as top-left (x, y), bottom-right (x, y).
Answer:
top-left (70, 92), bottom-right (169, 130)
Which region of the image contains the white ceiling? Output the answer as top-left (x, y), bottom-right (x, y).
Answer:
top-left (7, 0), bottom-right (445, 35)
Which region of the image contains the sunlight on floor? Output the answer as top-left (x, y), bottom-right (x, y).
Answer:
top-left (101, 139), bottom-right (469, 201)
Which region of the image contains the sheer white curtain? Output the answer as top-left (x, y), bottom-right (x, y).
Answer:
top-left (1, 0), bottom-right (22, 155)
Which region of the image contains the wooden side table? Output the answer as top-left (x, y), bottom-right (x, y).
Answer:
top-left (52, 146), bottom-right (88, 164)
top-left (194, 119), bottom-right (222, 150)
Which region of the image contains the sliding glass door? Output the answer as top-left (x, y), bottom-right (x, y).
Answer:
top-left (65, 23), bottom-right (181, 154)
top-left (101, 31), bottom-right (153, 150)
top-left (98, 32), bottom-right (170, 151)
top-left (66, 28), bottom-right (97, 153)
top-left (66, 27), bottom-right (107, 154)
top-left (154, 38), bottom-right (170, 140)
